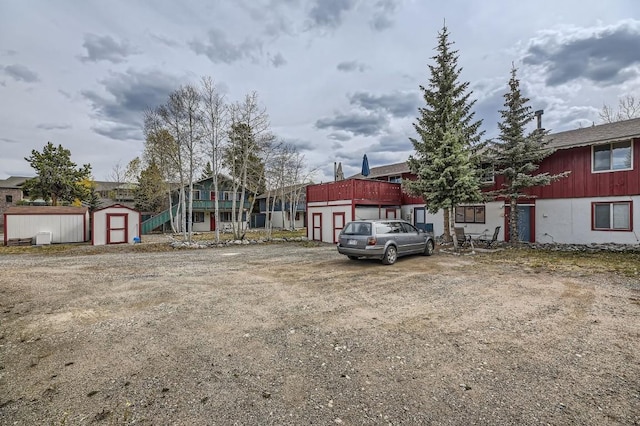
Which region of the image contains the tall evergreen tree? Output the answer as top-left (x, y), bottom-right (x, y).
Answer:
top-left (487, 66), bottom-right (569, 242)
top-left (405, 25), bottom-right (484, 244)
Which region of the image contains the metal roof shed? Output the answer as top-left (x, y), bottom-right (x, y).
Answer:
top-left (3, 206), bottom-right (89, 246)
top-left (91, 204), bottom-right (141, 245)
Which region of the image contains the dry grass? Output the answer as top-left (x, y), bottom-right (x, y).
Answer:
top-left (476, 246), bottom-right (640, 277)
top-left (0, 229), bottom-right (308, 256)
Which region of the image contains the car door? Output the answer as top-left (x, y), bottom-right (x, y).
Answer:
top-left (387, 221), bottom-right (411, 255)
top-left (401, 222), bottom-right (426, 254)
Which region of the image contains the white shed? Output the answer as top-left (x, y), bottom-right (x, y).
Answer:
top-left (3, 206), bottom-right (90, 245)
top-left (91, 204), bottom-right (141, 245)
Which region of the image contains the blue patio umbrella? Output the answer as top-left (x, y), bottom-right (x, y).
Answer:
top-left (361, 154), bottom-right (370, 177)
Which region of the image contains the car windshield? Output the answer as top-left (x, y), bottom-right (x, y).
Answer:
top-left (342, 222), bottom-right (372, 236)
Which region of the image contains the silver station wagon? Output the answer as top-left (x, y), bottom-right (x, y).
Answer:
top-left (337, 219), bottom-right (435, 265)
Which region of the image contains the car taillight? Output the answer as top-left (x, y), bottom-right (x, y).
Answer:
top-left (367, 237), bottom-right (377, 246)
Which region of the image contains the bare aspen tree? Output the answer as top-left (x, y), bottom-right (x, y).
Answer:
top-left (200, 77), bottom-right (228, 243)
top-left (226, 92), bottom-right (273, 239)
top-left (600, 95), bottom-right (640, 123)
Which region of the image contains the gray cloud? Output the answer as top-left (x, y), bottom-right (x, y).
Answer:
top-left (149, 33), bottom-right (181, 48)
top-left (81, 69), bottom-right (180, 140)
top-left (79, 34), bottom-right (139, 64)
top-left (92, 124), bottom-right (142, 141)
top-left (307, 0), bottom-right (356, 30)
top-left (328, 131), bottom-right (352, 141)
top-left (370, 0), bottom-right (400, 31)
top-left (316, 111), bottom-right (389, 136)
top-left (337, 60), bottom-right (367, 72)
top-left (0, 137), bottom-right (19, 144)
top-left (190, 28), bottom-right (263, 64)
top-left (349, 91), bottom-right (420, 118)
top-left (1, 64), bottom-right (39, 83)
top-left (270, 52), bottom-right (287, 67)
top-left (523, 20), bottom-right (640, 86)
top-left (282, 137), bottom-right (315, 151)
top-left (36, 123), bottom-right (72, 130)
top-left (372, 133), bottom-right (412, 151)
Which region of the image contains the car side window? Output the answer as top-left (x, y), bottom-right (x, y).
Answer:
top-left (388, 222), bottom-right (404, 233)
top-left (375, 223), bottom-right (392, 234)
top-left (401, 222), bottom-right (418, 233)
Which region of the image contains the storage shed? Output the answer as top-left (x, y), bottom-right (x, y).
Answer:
top-left (3, 206), bottom-right (89, 246)
top-left (91, 204), bottom-right (141, 245)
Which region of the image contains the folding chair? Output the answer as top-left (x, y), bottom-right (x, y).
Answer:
top-left (477, 226), bottom-right (501, 248)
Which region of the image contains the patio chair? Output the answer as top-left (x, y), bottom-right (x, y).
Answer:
top-left (454, 227), bottom-right (472, 248)
top-left (476, 226), bottom-right (501, 248)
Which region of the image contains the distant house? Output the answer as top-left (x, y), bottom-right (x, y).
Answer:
top-left (0, 176), bottom-right (29, 227)
top-left (140, 176), bottom-right (252, 234)
top-left (307, 117), bottom-right (640, 245)
top-left (254, 183), bottom-right (308, 229)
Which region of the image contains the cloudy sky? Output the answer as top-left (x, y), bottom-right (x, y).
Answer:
top-left (1, 1), bottom-right (639, 182)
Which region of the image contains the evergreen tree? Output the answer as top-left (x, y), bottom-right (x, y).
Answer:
top-left (487, 66), bottom-right (569, 242)
top-left (200, 161), bottom-right (214, 181)
top-left (405, 25), bottom-right (484, 244)
top-left (135, 160), bottom-right (166, 213)
top-left (23, 142), bottom-right (93, 206)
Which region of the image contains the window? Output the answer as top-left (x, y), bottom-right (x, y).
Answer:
top-left (592, 141), bottom-right (632, 172)
top-left (455, 206), bottom-right (485, 224)
top-left (388, 175), bottom-right (402, 183)
top-left (5, 195), bottom-right (12, 203)
top-left (593, 202), bottom-right (631, 231)
top-left (220, 212), bottom-right (232, 222)
top-left (223, 191), bottom-right (242, 201)
top-left (480, 163), bottom-right (495, 184)
top-left (191, 190), bottom-right (201, 200)
top-left (192, 212), bottom-right (204, 223)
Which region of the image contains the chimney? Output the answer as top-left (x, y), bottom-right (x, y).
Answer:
top-left (534, 109), bottom-right (544, 131)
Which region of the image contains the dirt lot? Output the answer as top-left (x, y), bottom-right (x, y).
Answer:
top-left (1, 240), bottom-right (639, 425)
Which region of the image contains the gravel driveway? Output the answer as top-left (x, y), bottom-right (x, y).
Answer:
top-left (1, 242), bottom-right (639, 425)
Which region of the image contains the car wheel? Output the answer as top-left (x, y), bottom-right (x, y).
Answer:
top-left (382, 245), bottom-right (397, 265)
top-left (347, 255), bottom-right (359, 260)
top-left (423, 239), bottom-right (434, 256)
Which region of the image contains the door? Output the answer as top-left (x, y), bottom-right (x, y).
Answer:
top-left (333, 212), bottom-right (345, 243)
top-left (414, 207), bottom-right (427, 231)
top-left (210, 213), bottom-right (216, 231)
top-left (385, 208), bottom-right (396, 219)
top-left (107, 214), bottom-right (127, 244)
top-left (504, 205), bottom-right (534, 242)
top-left (517, 205), bottom-right (532, 242)
top-left (312, 213), bottom-right (322, 241)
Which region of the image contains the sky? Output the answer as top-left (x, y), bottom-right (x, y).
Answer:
top-left (1, 0), bottom-right (640, 183)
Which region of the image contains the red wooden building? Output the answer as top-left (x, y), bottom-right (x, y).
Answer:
top-left (307, 117), bottom-right (640, 245)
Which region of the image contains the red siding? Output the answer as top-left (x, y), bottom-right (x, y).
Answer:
top-left (486, 138), bottom-right (640, 199)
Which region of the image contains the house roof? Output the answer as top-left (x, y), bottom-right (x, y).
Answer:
top-left (4, 206), bottom-right (89, 215)
top-left (346, 119), bottom-right (640, 180)
top-left (256, 183), bottom-right (311, 199)
top-left (0, 176), bottom-right (30, 188)
top-left (544, 117), bottom-right (640, 150)
top-left (348, 161), bottom-right (409, 179)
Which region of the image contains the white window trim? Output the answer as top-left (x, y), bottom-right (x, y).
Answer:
top-left (192, 211), bottom-right (205, 223)
top-left (591, 140), bottom-right (633, 174)
top-left (592, 201), bottom-right (632, 231)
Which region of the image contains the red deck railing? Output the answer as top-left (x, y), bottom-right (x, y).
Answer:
top-left (307, 179), bottom-right (404, 204)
